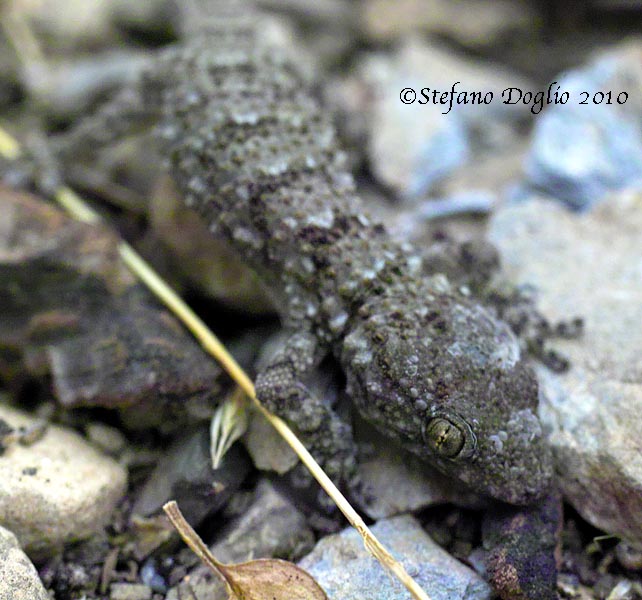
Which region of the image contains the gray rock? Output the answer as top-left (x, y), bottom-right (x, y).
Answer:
top-left (299, 515), bottom-right (492, 600)
top-left (209, 478), bottom-right (315, 563)
top-left (0, 403), bottom-right (127, 560)
top-left (165, 573), bottom-right (225, 600)
top-left (0, 526), bottom-right (49, 600)
top-left (525, 41), bottom-right (642, 210)
top-left (360, 0), bottom-right (537, 47)
top-left (110, 583), bottom-right (152, 600)
top-left (242, 409), bottom-right (299, 474)
top-left (132, 426), bottom-right (250, 525)
top-left (488, 191), bottom-right (642, 544)
top-left (357, 40), bottom-right (532, 198)
top-left (86, 422), bottom-right (127, 456)
top-left (357, 422), bottom-right (484, 520)
top-left (616, 541), bottom-right (642, 571)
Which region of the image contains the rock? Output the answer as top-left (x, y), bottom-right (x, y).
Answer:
top-left (360, 0), bottom-right (537, 47)
top-left (140, 558), bottom-right (168, 593)
top-left (616, 542), bottom-right (642, 571)
top-left (488, 190), bottom-right (642, 544)
top-left (167, 479), bottom-right (314, 599)
top-left (0, 525), bottom-right (49, 600)
top-left (242, 409), bottom-right (299, 474)
top-left (149, 176), bottom-right (274, 314)
top-left (209, 478), bottom-right (315, 563)
top-left (356, 40), bottom-right (532, 198)
top-left (23, 51), bottom-right (149, 119)
top-left (357, 421), bottom-right (484, 520)
top-left (110, 583), bottom-right (152, 600)
top-left (132, 426), bottom-right (251, 525)
top-left (85, 422), bottom-right (127, 456)
top-left (0, 187), bottom-right (223, 414)
top-left (482, 491), bottom-right (562, 600)
top-left (21, 0), bottom-right (171, 50)
top-left (299, 515), bottom-right (492, 600)
top-left (387, 192), bottom-right (496, 236)
top-left (165, 572), bottom-right (225, 600)
top-left (0, 403), bottom-right (127, 560)
top-left (525, 41), bottom-right (642, 210)
top-left (438, 147), bottom-right (527, 204)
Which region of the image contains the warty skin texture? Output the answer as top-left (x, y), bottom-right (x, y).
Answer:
top-left (146, 16), bottom-right (552, 505)
top-left (51, 1), bottom-right (553, 506)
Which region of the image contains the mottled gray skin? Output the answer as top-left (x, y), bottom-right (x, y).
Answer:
top-left (52, 1), bottom-right (552, 506)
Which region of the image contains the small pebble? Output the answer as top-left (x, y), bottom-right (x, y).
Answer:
top-left (0, 403), bottom-right (127, 560)
top-left (110, 583), bottom-right (153, 600)
top-left (86, 423), bottom-right (127, 455)
top-left (616, 542), bottom-right (642, 571)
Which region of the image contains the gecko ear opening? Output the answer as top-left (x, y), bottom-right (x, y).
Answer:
top-left (422, 412), bottom-right (476, 460)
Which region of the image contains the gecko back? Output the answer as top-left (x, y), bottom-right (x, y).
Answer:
top-left (49, 0), bottom-right (554, 507)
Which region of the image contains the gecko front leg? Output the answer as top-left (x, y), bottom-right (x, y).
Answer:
top-left (254, 331), bottom-right (359, 510)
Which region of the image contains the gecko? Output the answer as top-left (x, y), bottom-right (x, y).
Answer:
top-left (41, 0), bottom-right (560, 510)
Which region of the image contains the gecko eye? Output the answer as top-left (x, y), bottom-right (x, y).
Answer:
top-left (422, 413), bottom-right (476, 459)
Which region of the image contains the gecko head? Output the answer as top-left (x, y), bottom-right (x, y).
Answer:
top-left (342, 287), bottom-right (553, 505)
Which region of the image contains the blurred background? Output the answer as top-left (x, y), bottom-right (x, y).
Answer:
top-left (1, 0), bottom-right (641, 223)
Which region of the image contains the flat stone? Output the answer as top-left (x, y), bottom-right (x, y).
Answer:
top-left (0, 188), bottom-right (223, 414)
top-left (132, 426), bottom-right (250, 525)
top-left (357, 39), bottom-right (532, 198)
top-left (209, 478), bottom-right (315, 563)
top-left (0, 525), bottom-right (49, 600)
top-left (524, 41), bottom-right (642, 210)
top-left (299, 515), bottom-right (492, 600)
top-left (242, 409), bottom-right (299, 474)
top-left (165, 573), bottom-right (225, 600)
top-left (360, 0), bottom-right (537, 47)
top-left (488, 190), bottom-right (642, 544)
top-left (0, 403), bottom-right (127, 559)
top-left (86, 422), bottom-right (127, 456)
top-left (110, 583), bottom-right (152, 600)
top-left (357, 421), bottom-right (484, 520)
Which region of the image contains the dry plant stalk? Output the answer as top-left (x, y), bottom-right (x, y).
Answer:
top-left (0, 126), bottom-right (432, 600)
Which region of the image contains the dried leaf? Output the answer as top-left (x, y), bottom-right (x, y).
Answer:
top-left (163, 501), bottom-right (328, 600)
top-left (219, 558), bottom-right (328, 600)
top-left (210, 388), bottom-right (248, 469)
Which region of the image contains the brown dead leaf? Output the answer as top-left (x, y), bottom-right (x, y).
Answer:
top-left (219, 559), bottom-right (328, 600)
top-left (163, 501), bottom-right (328, 600)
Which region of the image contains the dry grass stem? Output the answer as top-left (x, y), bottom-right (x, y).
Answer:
top-left (0, 126), bottom-right (432, 600)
